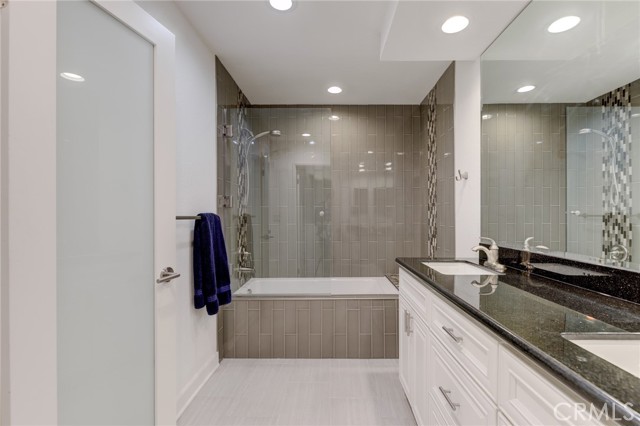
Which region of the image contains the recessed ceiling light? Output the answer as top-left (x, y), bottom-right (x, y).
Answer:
top-left (327, 86), bottom-right (342, 94)
top-left (358, 168), bottom-right (365, 173)
top-left (632, 113), bottom-right (640, 118)
top-left (301, 133), bottom-right (311, 137)
top-left (367, 150), bottom-right (374, 154)
top-left (328, 115), bottom-right (340, 121)
top-left (482, 114), bottom-right (493, 120)
top-left (309, 140), bottom-right (316, 145)
top-left (441, 16), bottom-right (469, 34)
top-left (60, 72), bottom-right (85, 82)
top-left (444, 152), bottom-right (451, 157)
top-left (359, 163), bottom-right (365, 167)
top-left (385, 162), bottom-right (392, 166)
top-left (269, 0), bottom-right (293, 11)
top-left (547, 16), bottom-right (581, 33)
top-left (385, 167), bottom-right (392, 171)
top-left (397, 152), bottom-right (405, 156)
top-left (536, 141), bottom-right (544, 145)
top-left (517, 85), bottom-right (536, 93)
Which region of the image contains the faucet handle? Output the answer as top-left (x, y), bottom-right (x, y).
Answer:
top-left (480, 237), bottom-right (498, 249)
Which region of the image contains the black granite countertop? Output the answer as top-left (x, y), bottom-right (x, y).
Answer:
top-left (396, 257), bottom-right (640, 425)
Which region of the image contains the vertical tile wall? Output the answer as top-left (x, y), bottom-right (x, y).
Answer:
top-left (245, 105), bottom-right (427, 278)
top-left (419, 63), bottom-right (455, 258)
top-left (481, 104), bottom-right (568, 251)
top-left (216, 58), bottom-right (252, 359)
top-left (433, 64), bottom-right (455, 257)
top-left (329, 105), bottom-right (425, 277)
top-left (222, 299), bottom-right (398, 359)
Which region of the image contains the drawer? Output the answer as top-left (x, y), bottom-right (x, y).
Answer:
top-left (399, 269), bottom-right (431, 322)
top-left (429, 391), bottom-right (456, 426)
top-left (498, 346), bottom-right (607, 426)
top-left (497, 411), bottom-right (513, 426)
top-left (429, 335), bottom-right (497, 426)
top-left (431, 295), bottom-right (499, 399)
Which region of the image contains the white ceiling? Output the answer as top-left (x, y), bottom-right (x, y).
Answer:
top-left (482, 1), bottom-right (640, 104)
top-left (175, 0), bottom-right (528, 105)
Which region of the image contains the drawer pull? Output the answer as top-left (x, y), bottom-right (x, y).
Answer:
top-left (404, 310), bottom-right (409, 335)
top-left (442, 326), bottom-right (463, 343)
top-left (439, 386), bottom-right (460, 411)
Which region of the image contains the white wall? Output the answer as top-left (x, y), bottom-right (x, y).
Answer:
top-left (454, 60), bottom-right (482, 258)
top-left (135, 1), bottom-right (219, 418)
top-left (1, 2), bottom-right (58, 424)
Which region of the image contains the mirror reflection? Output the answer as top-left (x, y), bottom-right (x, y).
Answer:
top-left (481, 0), bottom-right (640, 270)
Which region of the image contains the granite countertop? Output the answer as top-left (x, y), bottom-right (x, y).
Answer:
top-left (396, 257), bottom-right (640, 425)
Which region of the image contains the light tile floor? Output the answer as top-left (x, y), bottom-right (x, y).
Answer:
top-left (179, 359), bottom-right (417, 426)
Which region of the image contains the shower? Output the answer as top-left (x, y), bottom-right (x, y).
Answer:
top-left (236, 128), bottom-right (281, 281)
top-left (247, 129), bottom-right (281, 143)
top-left (578, 127), bottom-right (622, 204)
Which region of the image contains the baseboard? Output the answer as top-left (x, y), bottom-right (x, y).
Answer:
top-left (177, 352), bottom-right (219, 420)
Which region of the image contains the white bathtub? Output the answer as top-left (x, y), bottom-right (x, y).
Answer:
top-left (234, 277), bottom-right (398, 298)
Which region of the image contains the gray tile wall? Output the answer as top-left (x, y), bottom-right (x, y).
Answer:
top-left (222, 299), bottom-right (398, 359)
top-left (419, 63), bottom-right (455, 258)
top-left (244, 105), bottom-right (427, 278)
top-left (434, 64), bottom-right (455, 257)
top-left (216, 58), bottom-right (252, 360)
top-left (328, 105), bottom-right (425, 276)
top-left (481, 104), bottom-right (568, 251)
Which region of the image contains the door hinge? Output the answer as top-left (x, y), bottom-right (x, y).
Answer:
top-left (218, 124), bottom-right (233, 138)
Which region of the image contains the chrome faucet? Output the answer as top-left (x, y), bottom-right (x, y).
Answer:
top-left (471, 237), bottom-right (506, 273)
top-left (521, 237), bottom-right (549, 270)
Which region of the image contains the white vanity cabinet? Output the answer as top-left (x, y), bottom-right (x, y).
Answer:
top-left (398, 267), bottom-right (613, 426)
top-left (399, 273), bottom-right (431, 425)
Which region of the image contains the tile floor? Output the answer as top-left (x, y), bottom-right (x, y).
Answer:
top-left (179, 359), bottom-right (416, 426)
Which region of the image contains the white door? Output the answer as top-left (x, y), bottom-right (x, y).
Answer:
top-left (0, 1), bottom-right (176, 424)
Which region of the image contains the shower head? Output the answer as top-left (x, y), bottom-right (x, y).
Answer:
top-left (579, 128), bottom-right (612, 140)
top-left (251, 129), bottom-right (281, 141)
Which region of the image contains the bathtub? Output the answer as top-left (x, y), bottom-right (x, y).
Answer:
top-left (234, 276), bottom-right (398, 298)
top-left (222, 277), bottom-right (399, 359)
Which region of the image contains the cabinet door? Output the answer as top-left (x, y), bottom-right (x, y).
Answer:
top-left (413, 316), bottom-right (429, 426)
top-left (498, 346), bottom-right (605, 426)
top-left (399, 297), bottom-right (413, 400)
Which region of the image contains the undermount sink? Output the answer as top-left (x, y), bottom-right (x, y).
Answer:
top-left (421, 261), bottom-right (501, 276)
top-left (562, 333), bottom-right (640, 378)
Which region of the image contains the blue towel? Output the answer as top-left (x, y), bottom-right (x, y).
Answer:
top-left (193, 213), bottom-right (232, 315)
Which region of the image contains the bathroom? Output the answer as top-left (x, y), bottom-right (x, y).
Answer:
top-left (1, 0), bottom-right (640, 425)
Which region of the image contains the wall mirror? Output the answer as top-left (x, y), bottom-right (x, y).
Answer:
top-left (481, 0), bottom-right (640, 270)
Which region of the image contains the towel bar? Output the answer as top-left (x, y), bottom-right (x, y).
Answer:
top-left (176, 215), bottom-right (201, 220)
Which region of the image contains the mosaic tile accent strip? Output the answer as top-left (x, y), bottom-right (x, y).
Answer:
top-left (222, 299), bottom-right (399, 359)
top-left (599, 85), bottom-right (633, 262)
top-left (423, 89), bottom-right (437, 258)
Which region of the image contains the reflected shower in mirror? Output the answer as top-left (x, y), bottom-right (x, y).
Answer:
top-left (481, 0), bottom-right (640, 270)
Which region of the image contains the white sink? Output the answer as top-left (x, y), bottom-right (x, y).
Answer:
top-left (562, 333), bottom-right (640, 378)
top-left (421, 261), bottom-right (500, 276)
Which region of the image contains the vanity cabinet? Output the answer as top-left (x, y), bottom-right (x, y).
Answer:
top-left (399, 293), bottom-right (430, 425)
top-left (399, 268), bottom-right (610, 426)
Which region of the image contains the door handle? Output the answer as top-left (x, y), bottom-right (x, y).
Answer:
top-left (157, 267), bottom-right (181, 284)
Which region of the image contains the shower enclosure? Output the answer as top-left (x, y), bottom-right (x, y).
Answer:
top-left (218, 105), bottom-right (333, 291)
top-left (566, 106), bottom-right (639, 264)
